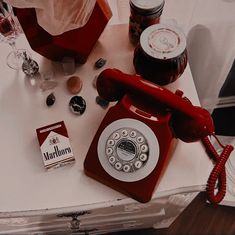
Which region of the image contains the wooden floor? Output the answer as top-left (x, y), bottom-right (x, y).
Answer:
top-left (111, 192), bottom-right (235, 235)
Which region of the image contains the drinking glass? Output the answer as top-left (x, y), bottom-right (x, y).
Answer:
top-left (39, 69), bottom-right (58, 91)
top-left (39, 61), bottom-right (58, 91)
top-left (0, 1), bottom-right (25, 69)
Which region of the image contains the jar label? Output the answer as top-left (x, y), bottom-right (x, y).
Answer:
top-left (140, 24), bottom-right (186, 59)
top-left (131, 0), bottom-right (164, 10)
top-left (148, 29), bottom-right (179, 54)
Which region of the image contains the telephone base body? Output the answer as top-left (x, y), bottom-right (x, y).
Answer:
top-left (84, 95), bottom-right (176, 203)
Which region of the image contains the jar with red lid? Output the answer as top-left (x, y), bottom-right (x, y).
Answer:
top-left (133, 24), bottom-right (188, 85)
top-left (129, 0), bottom-right (165, 44)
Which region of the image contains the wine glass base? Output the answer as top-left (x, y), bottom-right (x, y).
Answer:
top-left (6, 49), bottom-right (29, 70)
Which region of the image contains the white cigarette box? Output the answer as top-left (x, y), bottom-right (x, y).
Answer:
top-left (36, 121), bottom-right (75, 170)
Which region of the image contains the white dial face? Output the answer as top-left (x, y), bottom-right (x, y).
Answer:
top-left (106, 128), bottom-right (149, 172)
top-left (97, 118), bottom-right (160, 182)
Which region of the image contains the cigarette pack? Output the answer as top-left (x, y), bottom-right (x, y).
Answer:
top-left (36, 121), bottom-right (75, 170)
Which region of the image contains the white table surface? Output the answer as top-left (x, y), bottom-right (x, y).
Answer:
top-left (0, 14), bottom-right (213, 216)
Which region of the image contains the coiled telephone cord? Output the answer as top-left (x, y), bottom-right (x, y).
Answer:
top-left (202, 135), bottom-right (234, 204)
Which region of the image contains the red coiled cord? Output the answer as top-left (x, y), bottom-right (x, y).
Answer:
top-left (175, 93), bottom-right (234, 203)
top-left (202, 135), bottom-right (234, 204)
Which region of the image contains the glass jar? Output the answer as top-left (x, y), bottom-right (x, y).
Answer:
top-left (133, 24), bottom-right (188, 85)
top-left (129, 0), bottom-right (165, 44)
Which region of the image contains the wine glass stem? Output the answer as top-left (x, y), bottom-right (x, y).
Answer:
top-left (8, 41), bottom-right (20, 59)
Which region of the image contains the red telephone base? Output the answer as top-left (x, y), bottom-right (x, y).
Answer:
top-left (84, 95), bottom-right (176, 203)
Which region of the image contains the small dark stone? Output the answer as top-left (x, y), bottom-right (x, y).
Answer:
top-left (46, 93), bottom-right (55, 107)
top-left (69, 96), bottom-right (86, 115)
top-left (95, 58), bottom-right (106, 69)
top-left (96, 96), bottom-right (109, 108)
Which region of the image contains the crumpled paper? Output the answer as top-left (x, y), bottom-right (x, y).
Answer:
top-left (6, 0), bottom-right (96, 35)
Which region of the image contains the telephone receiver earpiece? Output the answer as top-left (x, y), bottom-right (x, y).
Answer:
top-left (96, 68), bottom-right (214, 142)
top-left (96, 68), bottom-right (127, 102)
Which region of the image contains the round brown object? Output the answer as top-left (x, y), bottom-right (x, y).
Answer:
top-left (66, 76), bottom-right (83, 94)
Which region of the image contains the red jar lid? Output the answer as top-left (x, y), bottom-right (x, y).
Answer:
top-left (140, 24), bottom-right (186, 60)
top-left (130, 0), bottom-right (165, 16)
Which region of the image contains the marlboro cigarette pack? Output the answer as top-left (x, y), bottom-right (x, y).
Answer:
top-left (36, 121), bottom-right (75, 170)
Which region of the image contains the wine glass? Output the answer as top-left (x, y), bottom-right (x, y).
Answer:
top-left (0, 1), bottom-right (25, 69)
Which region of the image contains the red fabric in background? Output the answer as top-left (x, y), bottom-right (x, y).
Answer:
top-left (14, 0), bottom-right (112, 63)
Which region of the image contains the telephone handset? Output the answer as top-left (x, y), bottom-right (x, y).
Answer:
top-left (84, 69), bottom-right (234, 203)
top-left (96, 68), bottom-right (214, 142)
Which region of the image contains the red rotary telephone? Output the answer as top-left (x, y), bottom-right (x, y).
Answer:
top-left (84, 68), bottom-right (233, 203)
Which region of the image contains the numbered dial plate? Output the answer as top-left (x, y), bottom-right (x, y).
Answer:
top-left (97, 118), bottom-right (160, 182)
top-left (106, 128), bottom-right (149, 173)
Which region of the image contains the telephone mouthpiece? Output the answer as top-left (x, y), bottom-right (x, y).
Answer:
top-left (173, 107), bottom-right (215, 142)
